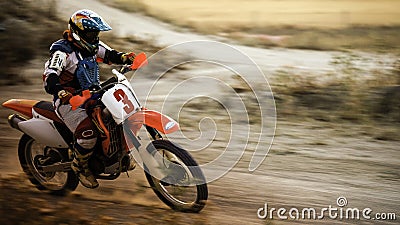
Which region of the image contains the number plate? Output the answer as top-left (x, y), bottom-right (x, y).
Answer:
top-left (101, 84), bottom-right (140, 124)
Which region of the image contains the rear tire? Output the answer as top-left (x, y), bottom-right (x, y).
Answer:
top-left (144, 140), bottom-right (208, 213)
top-left (18, 134), bottom-right (78, 195)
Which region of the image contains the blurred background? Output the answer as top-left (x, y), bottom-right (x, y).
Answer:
top-left (0, 0), bottom-right (399, 224)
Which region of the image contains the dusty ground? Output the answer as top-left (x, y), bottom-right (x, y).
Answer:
top-left (0, 58), bottom-right (399, 225)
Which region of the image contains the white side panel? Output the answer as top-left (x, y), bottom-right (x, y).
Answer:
top-left (19, 118), bottom-right (69, 148)
top-left (101, 83), bottom-right (140, 124)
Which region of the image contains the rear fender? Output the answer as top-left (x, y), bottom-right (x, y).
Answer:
top-left (126, 110), bottom-right (179, 135)
top-left (2, 99), bottom-right (39, 118)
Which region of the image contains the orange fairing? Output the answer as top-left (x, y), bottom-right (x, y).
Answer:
top-left (2, 99), bottom-right (39, 118)
top-left (70, 90), bottom-right (91, 110)
top-left (127, 110), bottom-right (179, 134)
top-left (92, 107), bottom-right (110, 156)
top-left (126, 112), bottom-right (144, 136)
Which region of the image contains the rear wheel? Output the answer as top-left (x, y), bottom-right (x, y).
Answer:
top-left (18, 134), bottom-right (78, 195)
top-left (144, 140), bottom-right (208, 213)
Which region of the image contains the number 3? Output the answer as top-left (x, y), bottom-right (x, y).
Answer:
top-left (113, 89), bottom-right (135, 114)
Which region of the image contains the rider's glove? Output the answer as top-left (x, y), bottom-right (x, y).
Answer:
top-left (121, 52), bottom-right (136, 64)
top-left (57, 90), bottom-right (73, 105)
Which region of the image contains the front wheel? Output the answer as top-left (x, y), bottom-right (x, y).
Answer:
top-left (18, 134), bottom-right (79, 195)
top-left (145, 140), bottom-right (208, 213)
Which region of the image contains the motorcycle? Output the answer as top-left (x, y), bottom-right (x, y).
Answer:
top-left (2, 53), bottom-right (208, 213)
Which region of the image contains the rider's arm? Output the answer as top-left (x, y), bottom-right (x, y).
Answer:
top-left (43, 50), bottom-right (68, 96)
top-left (97, 41), bottom-right (134, 65)
top-left (43, 39), bottom-right (79, 100)
top-left (44, 73), bottom-right (63, 95)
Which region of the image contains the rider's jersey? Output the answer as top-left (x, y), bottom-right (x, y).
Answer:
top-left (43, 39), bottom-right (124, 96)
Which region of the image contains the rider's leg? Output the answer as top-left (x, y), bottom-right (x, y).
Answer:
top-left (71, 117), bottom-right (99, 188)
top-left (55, 103), bottom-right (99, 188)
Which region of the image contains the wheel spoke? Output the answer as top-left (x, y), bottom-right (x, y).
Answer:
top-left (24, 138), bottom-right (69, 191)
top-left (144, 140), bottom-right (208, 212)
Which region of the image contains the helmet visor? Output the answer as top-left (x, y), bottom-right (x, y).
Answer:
top-left (81, 30), bottom-right (100, 44)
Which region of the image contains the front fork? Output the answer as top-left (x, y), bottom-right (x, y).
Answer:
top-left (123, 123), bottom-right (168, 180)
top-left (145, 125), bottom-right (163, 140)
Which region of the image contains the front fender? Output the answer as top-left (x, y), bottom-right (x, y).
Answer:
top-left (127, 109), bottom-right (179, 135)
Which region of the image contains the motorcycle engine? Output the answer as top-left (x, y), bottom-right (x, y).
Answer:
top-left (88, 156), bottom-right (105, 175)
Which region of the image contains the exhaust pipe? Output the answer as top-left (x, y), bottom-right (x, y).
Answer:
top-left (7, 114), bottom-right (26, 131)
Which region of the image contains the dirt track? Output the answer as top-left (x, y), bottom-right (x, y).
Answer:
top-left (1, 1), bottom-right (399, 224)
top-left (1, 58), bottom-right (399, 225)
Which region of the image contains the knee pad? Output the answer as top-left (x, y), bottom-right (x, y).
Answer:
top-left (75, 117), bottom-right (98, 150)
top-left (76, 137), bottom-right (97, 150)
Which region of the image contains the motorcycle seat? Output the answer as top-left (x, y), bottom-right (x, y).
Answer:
top-left (33, 101), bottom-right (64, 124)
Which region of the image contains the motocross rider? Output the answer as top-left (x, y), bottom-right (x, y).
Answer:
top-left (43, 9), bottom-right (136, 188)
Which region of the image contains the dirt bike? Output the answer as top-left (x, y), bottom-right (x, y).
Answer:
top-left (2, 53), bottom-right (208, 213)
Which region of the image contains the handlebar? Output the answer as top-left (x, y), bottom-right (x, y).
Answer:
top-left (100, 76), bottom-right (118, 89)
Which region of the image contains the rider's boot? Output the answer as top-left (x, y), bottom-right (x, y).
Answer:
top-left (71, 147), bottom-right (99, 189)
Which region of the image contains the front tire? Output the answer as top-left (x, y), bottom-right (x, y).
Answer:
top-left (18, 134), bottom-right (79, 195)
top-left (145, 140), bottom-right (208, 213)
